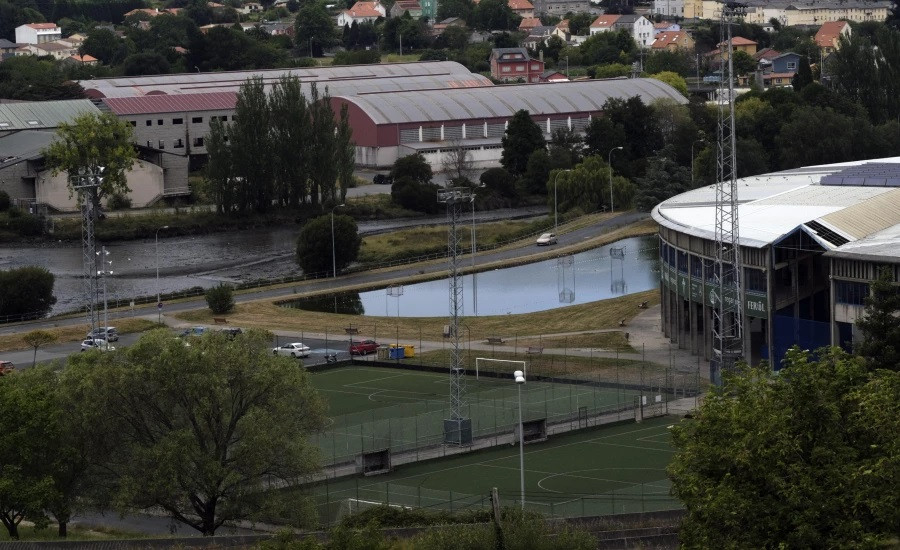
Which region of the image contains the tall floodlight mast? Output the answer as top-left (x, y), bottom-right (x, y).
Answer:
top-left (438, 187), bottom-right (474, 446)
top-left (71, 168), bottom-right (103, 336)
top-left (712, 1), bottom-right (745, 384)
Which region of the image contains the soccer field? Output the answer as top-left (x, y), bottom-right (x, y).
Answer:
top-left (309, 365), bottom-right (648, 465)
top-left (314, 415), bottom-right (680, 522)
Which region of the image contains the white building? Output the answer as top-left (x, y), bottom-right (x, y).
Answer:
top-left (14, 23), bottom-right (62, 45)
top-left (653, 0), bottom-right (684, 17)
top-left (336, 1), bottom-right (386, 26)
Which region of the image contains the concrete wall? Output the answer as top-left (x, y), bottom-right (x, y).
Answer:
top-left (0, 159), bottom-right (38, 200)
top-left (36, 160), bottom-right (165, 211)
top-left (125, 110), bottom-right (234, 156)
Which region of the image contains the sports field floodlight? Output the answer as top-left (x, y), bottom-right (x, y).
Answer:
top-left (514, 369), bottom-right (526, 509)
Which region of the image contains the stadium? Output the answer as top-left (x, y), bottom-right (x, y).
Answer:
top-left (652, 157), bottom-right (900, 368)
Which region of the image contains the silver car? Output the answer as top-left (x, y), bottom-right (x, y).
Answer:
top-left (272, 342), bottom-right (310, 358)
top-left (87, 326), bottom-right (119, 341)
top-left (536, 232), bottom-right (558, 246)
top-left (81, 339), bottom-right (115, 352)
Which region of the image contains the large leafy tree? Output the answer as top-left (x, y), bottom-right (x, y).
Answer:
top-left (390, 153), bottom-right (433, 186)
top-left (472, 0), bottom-right (519, 31)
top-left (855, 267), bottom-right (900, 372)
top-left (0, 267), bottom-right (56, 320)
top-left (65, 329), bottom-right (326, 535)
top-left (501, 110), bottom-right (545, 177)
top-left (43, 112), bottom-right (137, 210)
top-left (295, 1), bottom-right (338, 57)
top-left (269, 75), bottom-right (311, 207)
top-left (296, 214), bottom-right (361, 274)
top-left (632, 148), bottom-right (690, 211)
top-left (229, 76), bottom-right (274, 212)
top-left (829, 27), bottom-right (900, 124)
top-left (669, 347), bottom-right (900, 548)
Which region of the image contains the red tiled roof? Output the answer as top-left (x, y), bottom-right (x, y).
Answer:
top-left (556, 19), bottom-right (569, 29)
top-left (27, 23), bottom-right (59, 29)
top-left (394, 0), bottom-right (421, 8)
top-left (651, 31), bottom-right (688, 49)
top-left (815, 20), bottom-right (849, 47)
top-left (754, 47), bottom-right (781, 61)
top-left (345, 1), bottom-right (382, 16)
top-left (508, 0), bottom-right (533, 10)
top-left (70, 54), bottom-right (97, 62)
top-left (718, 36), bottom-right (756, 46)
top-left (590, 15), bottom-right (619, 28)
top-left (653, 21), bottom-right (672, 29)
top-left (518, 17), bottom-right (540, 29)
top-left (102, 92), bottom-right (238, 115)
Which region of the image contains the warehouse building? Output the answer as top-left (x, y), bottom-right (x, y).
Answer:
top-left (652, 158), bottom-right (900, 369)
top-left (330, 78), bottom-right (687, 169)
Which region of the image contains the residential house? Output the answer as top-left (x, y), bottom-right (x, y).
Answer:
top-left (532, 0), bottom-right (590, 17)
top-left (124, 8), bottom-right (181, 18)
top-left (815, 20), bottom-right (851, 56)
top-left (589, 14), bottom-right (618, 35)
top-left (652, 0), bottom-right (684, 17)
top-left (0, 39), bottom-right (24, 61)
top-left (432, 17), bottom-right (466, 35)
top-left (589, 14), bottom-right (653, 47)
top-left (754, 47), bottom-right (781, 71)
top-left (390, 0), bottom-right (423, 17)
top-left (509, 0), bottom-right (535, 18)
top-left (518, 17), bottom-right (542, 32)
top-left (653, 21), bottom-right (680, 35)
top-left (260, 22), bottom-right (294, 36)
top-left (763, 72), bottom-right (795, 87)
top-left (706, 36), bottom-right (757, 61)
top-left (15, 23), bottom-right (62, 45)
top-left (554, 19), bottom-right (570, 39)
top-left (489, 47), bottom-right (544, 82)
top-left (771, 51), bottom-right (802, 73)
top-left (420, 0), bottom-right (436, 20)
top-left (25, 41), bottom-right (77, 60)
top-left (650, 31), bottom-right (694, 51)
top-left (539, 69), bottom-right (568, 82)
top-left (239, 2), bottom-right (264, 14)
top-left (66, 54), bottom-right (98, 66)
top-left (337, 2), bottom-right (385, 26)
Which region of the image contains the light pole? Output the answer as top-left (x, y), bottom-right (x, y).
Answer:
top-left (155, 225), bottom-right (168, 323)
top-left (514, 369), bottom-right (526, 509)
top-left (691, 139), bottom-right (706, 186)
top-left (552, 169), bottom-right (570, 235)
top-left (331, 204), bottom-right (345, 278)
top-left (608, 146), bottom-right (623, 213)
top-left (98, 247), bottom-right (111, 336)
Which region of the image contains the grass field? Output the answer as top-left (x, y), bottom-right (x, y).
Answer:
top-left (312, 415), bottom-right (680, 522)
top-left (308, 365), bottom-right (668, 467)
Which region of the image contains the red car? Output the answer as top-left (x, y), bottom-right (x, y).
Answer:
top-left (349, 339), bottom-right (379, 355)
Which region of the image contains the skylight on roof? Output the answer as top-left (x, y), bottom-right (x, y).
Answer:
top-left (0, 122), bottom-right (9, 128)
top-left (26, 120), bottom-right (40, 126)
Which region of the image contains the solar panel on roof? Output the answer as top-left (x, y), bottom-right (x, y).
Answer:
top-left (821, 162), bottom-right (900, 187)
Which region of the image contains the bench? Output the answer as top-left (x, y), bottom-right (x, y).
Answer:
top-left (213, 317), bottom-right (228, 325)
top-left (485, 337), bottom-right (505, 345)
top-left (344, 327), bottom-right (359, 335)
top-left (525, 346), bottom-right (543, 355)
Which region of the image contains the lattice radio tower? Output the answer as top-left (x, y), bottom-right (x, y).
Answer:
top-left (712, 2), bottom-right (745, 384)
top-left (71, 168), bottom-right (103, 335)
top-left (437, 187), bottom-right (474, 445)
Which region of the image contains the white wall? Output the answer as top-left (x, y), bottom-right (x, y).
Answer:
top-left (36, 160), bottom-right (165, 211)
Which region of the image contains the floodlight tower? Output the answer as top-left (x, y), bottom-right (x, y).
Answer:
top-left (71, 168), bottom-right (103, 335)
top-left (437, 187), bottom-right (474, 446)
top-left (712, 1), bottom-right (745, 384)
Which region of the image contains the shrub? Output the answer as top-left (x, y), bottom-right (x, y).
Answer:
top-left (0, 190), bottom-right (9, 211)
top-left (106, 192), bottom-right (132, 210)
top-left (205, 283), bottom-right (234, 314)
top-left (0, 266), bottom-right (56, 319)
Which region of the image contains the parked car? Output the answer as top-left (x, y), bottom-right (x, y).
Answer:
top-left (272, 342), bottom-right (311, 358)
top-left (372, 174), bottom-right (393, 185)
top-left (180, 326), bottom-right (208, 337)
top-left (218, 327), bottom-right (243, 339)
top-left (0, 360), bottom-right (14, 375)
top-left (349, 339), bottom-right (379, 355)
top-left (536, 232), bottom-right (558, 246)
top-left (87, 326), bottom-right (118, 342)
top-left (81, 339), bottom-right (114, 352)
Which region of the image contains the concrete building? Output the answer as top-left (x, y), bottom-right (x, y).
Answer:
top-left (652, 0), bottom-right (684, 17)
top-left (531, 0), bottom-right (590, 17)
top-left (329, 78), bottom-right (686, 170)
top-left (14, 23), bottom-right (62, 45)
top-left (684, 0), bottom-right (891, 24)
top-left (490, 47), bottom-right (544, 82)
top-left (652, 158), bottom-right (900, 370)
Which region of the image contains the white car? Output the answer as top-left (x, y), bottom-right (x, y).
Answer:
top-left (81, 339), bottom-right (115, 352)
top-left (272, 342), bottom-right (310, 358)
top-left (536, 232), bottom-right (558, 246)
top-left (87, 326), bottom-right (118, 342)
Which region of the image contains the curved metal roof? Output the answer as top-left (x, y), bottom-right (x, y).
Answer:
top-left (78, 61), bottom-right (490, 98)
top-left (337, 78), bottom-right (687, 125)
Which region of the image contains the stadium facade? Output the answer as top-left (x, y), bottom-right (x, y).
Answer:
top-left (652, 158), bottom-right (900, 368)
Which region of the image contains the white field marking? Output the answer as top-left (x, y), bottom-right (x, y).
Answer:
top-left (350, 421), bottom-right (675, 492)
top-left (368, 390), bottom-right (387, 401)
top-left (585, 440), bottom-right (676, 454)
top-left (344, 372), bottom-right (413, 387)
top-left (535, 467), bottom-right (668, 493)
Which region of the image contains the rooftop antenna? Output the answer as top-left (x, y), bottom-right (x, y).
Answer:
top-left (712, 1), bottom-right (745, 384)
top-left (437, 187), bottom-right (474, 446)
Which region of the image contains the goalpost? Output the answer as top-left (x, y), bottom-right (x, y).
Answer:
top-left (474, 357), bottom-right (527, 380)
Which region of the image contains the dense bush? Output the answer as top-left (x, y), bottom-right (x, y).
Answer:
top-left (106, 193), bottom-right (132, 210)
top-left (205, 283), bottom-right (234, 314)
top-left (295, 214), bottom-right (361, 275)
top-left (332, 49), bottom-right (381, 65)
top-left (0, 266), bottom-right (56, 320)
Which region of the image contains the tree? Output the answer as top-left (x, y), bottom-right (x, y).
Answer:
top-left (295, 1), bottom-right (338, 56)
top-left (791, 55), bottom-right (813, 91)
top-left (855, 267), bottom-right (900, 372)
top-left (228, 77), bottom-right (274, 212)
top-left (473, 0), bottom-right (519, 30)
top-left (649, 71), bottom-right (688, 97)
top-left (205, 283), bottom-right (234, 314)
top-left (205, 117), bottom-right (237, 213)
top-left (269, 76), bottom-right (311, 207)
top-left (65, 329), bottom-right (326, 535)
top-left (390, 153), bottom-right (433, 186)
top-left (441, 139), bottom-right (475, 182)
top-left (437, 0), bottom-right (475, 23)
top-left (23, 330), bottom-right (56, 367)
top-left (669, 348), bottom-right (900, 547)
top-left (501, 110), bottom-right (545, 176)
top-left (80, 28), bottom-right (130, 65)
top-left (296, 214), bottom-right (361, 274)
top-left (730, 49), bottom-right (757, 76)
top-left (632, 149), bottom-right (690, 211)
top-left (0, 267), bottom-right (56, 320)
top-left (43, 112), bottom-right (137, 210)
top-left (121, 51), bottom-right (171, 76)
top-left (480, 167), bottom-right (517, 198)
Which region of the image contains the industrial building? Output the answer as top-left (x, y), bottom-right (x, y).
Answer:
top-left (330, 78), bottom-right (687, 169)
top-left (652, 158), bottom-right (900, 368)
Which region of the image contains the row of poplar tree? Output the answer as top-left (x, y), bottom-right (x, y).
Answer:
top-left (205, 76), bottom-right (354, 214)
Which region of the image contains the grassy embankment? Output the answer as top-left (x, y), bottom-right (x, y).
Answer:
top-left (0, 525), bottom-right (145, 542)
top-left (0, 319), bottom-right (160, 353)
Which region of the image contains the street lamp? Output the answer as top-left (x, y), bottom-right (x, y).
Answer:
top-left (691, 139), bottom-right (706, 186)
top-left (331, 204), bottom-right (345, 279)
top-left (155, 225), bottom-right (168, 323)
top-left (608, 146), bottom-right (623, 213)
top-left (514, 369), bottom-right (526, 509)
top-left (552, 169), bottom-right (571, 235)
top-left (97, 247), bottom-right (111, 337)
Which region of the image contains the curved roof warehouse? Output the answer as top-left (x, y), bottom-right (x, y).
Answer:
top-left (651, 157), bottom-right (900, 369)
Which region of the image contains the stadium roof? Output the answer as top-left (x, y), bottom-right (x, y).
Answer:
top-left (334, 78), bottom-right (687, 125)
top-left (652, 157), bottom-right (900, 262)
top-left (101, 92), bottom-right (238, 115)
top-left (0, 130), bottom-right (56, 170)
top-left (0, 99), bottom-right (99, 131)
top-left (77, 61), bottom-right (491, 98)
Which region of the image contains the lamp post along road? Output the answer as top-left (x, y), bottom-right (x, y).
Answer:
top-left (552, 169), bottom-right (570, 235)
top-left (514, 369), bottom-right (526, 509)
top-left (155, 225), bottom-right (168, 323)
top-left (608, 146), bottom-right (623, 213)
top-left (331, 204), bottom-right (345, 279)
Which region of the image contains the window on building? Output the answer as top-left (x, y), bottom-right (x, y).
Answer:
top-left (502, 65), bottom-right (511, 72)
top-left (516, 64), bottom-right (525, 71)
top-left (174, 138), bottom-right (184, 148)
top-left (193, 137), bottom-right (204, 147)
top-left (129, 121), bottom-right (136, 126)
top-left (157, 119), bottom-right (163, 125)
top-left (146, 120), bottom-right (152, 126)
top-left (835, 280), bottom-right (869, 305)
top-left (745, 268), bottom-right (766, 292)
top-left (158, 140), bottom-right (165, 149)
top-left (192, 116), bottom-right (203, 123)
top-left (146, 140), bottom-right (152, 147)
top-left (531, 63), bottom-right (540, 70)
top-left (173, 118), bottom-right (183, 125)
top-left (220, 115), bottom-right (228, 121)
top-left (787, 61), bottom-right (797, 70)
